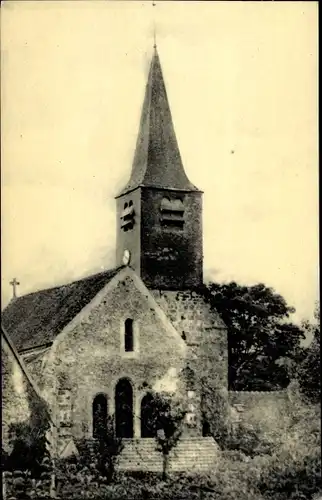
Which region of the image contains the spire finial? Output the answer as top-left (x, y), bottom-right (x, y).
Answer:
top-left (152, 1), bottom-right (157, 50)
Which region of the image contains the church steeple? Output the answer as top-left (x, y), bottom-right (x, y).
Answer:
top-left (115, 46), bottom-right (203, 290)
top-left (117, 47), bottom-right (200, 197)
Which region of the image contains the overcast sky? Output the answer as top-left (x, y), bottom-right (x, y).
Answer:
top-left (1, 1), bottom-right (318, 326)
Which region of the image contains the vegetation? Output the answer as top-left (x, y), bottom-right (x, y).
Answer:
top-left (3, 387), bottom-right (53, 499)
top-left (201, 281), bottom-right (306, 390)
top-left (4, 383), bottom-right (51, 478)
top-left (296, 302), bottom-right (320, 404)
top-left (55, 413), bottom-right (123, 492)
top-left (53, 379), bottom-right (320, 500)
top-left (5, 286), bottom-right (320, 499)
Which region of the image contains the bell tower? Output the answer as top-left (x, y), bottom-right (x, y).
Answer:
top-left (115, 46), bottom-right (203, 290)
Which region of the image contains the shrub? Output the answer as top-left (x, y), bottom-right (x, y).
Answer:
top-left (225, 420), bottom-right (276, 458)
top-left (257, 391), bottom-right (321, 500)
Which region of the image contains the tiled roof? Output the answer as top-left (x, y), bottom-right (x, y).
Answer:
top-left (2, 267), bottom-right (121, 352)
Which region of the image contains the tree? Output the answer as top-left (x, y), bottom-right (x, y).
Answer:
top-left (149, 392), bottom-right (186, 480)
top-left (295, 302), bottom-right (320, 404)
top-left (201, 282), bottom-right (305, 390)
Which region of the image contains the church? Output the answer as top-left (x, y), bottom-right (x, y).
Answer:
top-left (2, 45), bottom-right (289, 471)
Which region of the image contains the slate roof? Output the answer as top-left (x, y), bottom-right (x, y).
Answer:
top-left (2, 267), bottom-right (121, 352)
top-left (116, 47), bottom-right (200, 197)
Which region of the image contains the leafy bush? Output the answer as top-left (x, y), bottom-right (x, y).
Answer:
top-left (225, 420), bottom-right (276, 458)
top-left (256, 389), bottom-right (321, 500)
top-left (5, 417), bottom-right (51, 480)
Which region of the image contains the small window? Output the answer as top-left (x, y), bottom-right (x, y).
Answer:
top-left (124, 318), bottom-right (134, 352)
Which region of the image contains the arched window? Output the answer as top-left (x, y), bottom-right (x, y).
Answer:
top-left (141, 393), bottom-right (156, 438)
top-left (92, 394), bottom-right (108, 439)
top-left (124, 318), bottom-right (134, 352)
top-left (115, 378), bottom-right (133, 438)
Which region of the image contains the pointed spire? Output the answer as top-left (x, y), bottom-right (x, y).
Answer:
top-left (116, 47), bottom-right (200, 197)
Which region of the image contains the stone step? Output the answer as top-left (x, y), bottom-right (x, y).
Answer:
top-left (117, 437), bottom-right (219, 472)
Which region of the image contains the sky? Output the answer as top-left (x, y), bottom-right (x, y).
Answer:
top-left (1, 1), bottom-right (319, 328)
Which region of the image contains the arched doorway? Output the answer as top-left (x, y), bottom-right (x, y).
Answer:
top-left (92, 394), bottom-right (108, 439)
top-left (115, 378), bottom-right (133, 438)
top-left (141, 393), bottom-right (156, 438)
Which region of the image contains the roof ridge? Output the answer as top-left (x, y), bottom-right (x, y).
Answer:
top-left (3, 266), bottom-right (122, 303)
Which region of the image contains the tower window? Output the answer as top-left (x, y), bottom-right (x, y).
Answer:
top-left (121, 200), bottom-right (135, 231)
top-left (124, 318), bottom-right (134, 352)
top-left (160, 197), bottom-right (184, 228)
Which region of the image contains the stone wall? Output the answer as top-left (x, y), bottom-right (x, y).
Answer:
top-left (140, 189), bottom-right (203, 290)
top-left (21, 346), bottom-right (51, 389)
top-left (1, 333), bottom-right (49, 452)
top-left (40, 271), bottom-right (189, 455)
top-left (153, 289), bottom-right (228, 436)
top-left (152, 290), bottom-right (228, 390)
top-left (229, 390), bottom-right (292, 438)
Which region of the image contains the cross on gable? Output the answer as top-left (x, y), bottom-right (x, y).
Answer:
top-left (10, 278), bottom-right (20, 299)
